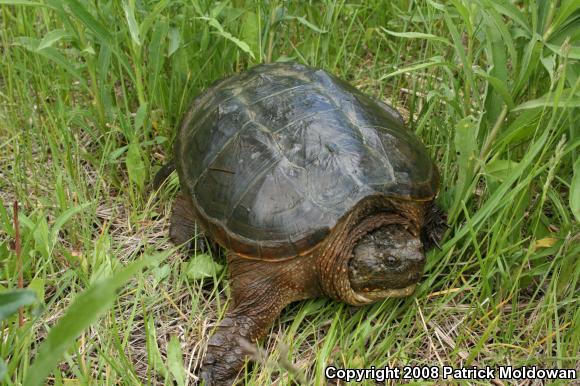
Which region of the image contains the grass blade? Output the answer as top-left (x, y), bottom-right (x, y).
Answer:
top-left (513, 88), bottom-right (580, 110)
top-left (23, 254), bottom-right (158, 386)
top-left (50, 202), bottom-right (93, 247)
top-left (284, 15), bottom-right (327, 33)
top-left (379, 56), bottom-right (448, 80)
top-left (126, 141), bottom-right (147, 192)
top-left (381, 28), bottom-right (451, 45)
top-left (571, 157), bottom-right (580, 222)
top-left (0, 290), bottom-right (37, 321)
top-left (167, 336), bottom-right (185, 386)
top-left (198, 16), bottom-right (256, 60)
top-left (489, 0), bottom-right (531, 35)
top-left (62, 0), bottom-right (113, 44)
top-left (0, 0), bottom-right (45, 5)
top-left (122, 0), bottom-right (141, 46)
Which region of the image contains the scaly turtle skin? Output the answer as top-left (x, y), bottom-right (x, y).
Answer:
top-left (159, 62), bottom-right (446, 385)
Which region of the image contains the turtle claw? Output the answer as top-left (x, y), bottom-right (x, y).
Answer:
top-left (200, 316), bottom-right (256, 385)
top-left (200, 357), bottom-right (242, 386)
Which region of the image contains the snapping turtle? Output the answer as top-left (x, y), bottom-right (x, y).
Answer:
top-left (157, 62), bottom-right (445, 385)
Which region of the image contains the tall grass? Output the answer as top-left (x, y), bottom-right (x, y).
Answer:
top-left (0, 0), bottom-right (578, 385)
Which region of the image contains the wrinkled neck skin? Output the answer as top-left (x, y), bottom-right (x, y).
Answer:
top-left (316, 198), bottom-right (425, 306)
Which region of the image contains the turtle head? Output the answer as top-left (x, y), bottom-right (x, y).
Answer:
top-left (348, 224), bottom-right (425, 302)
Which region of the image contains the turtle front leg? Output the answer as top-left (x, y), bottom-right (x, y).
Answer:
top-left (169, 191), bottom-right (219, 256)
top-left (200, 254), bottom-right (321, 385)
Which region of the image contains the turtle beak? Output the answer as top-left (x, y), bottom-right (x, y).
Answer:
top-left (354, 284), bottom-right (418, 304)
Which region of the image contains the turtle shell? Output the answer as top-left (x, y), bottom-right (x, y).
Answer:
top-left (175, 62), bottom-right (438, 260)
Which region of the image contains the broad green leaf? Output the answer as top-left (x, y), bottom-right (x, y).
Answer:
top-left (24, 253), bottom-right (161, 386)
top-left (37, 30), bottom-right (71, 50)
top-left (167, 336), bottom-right (185, 386)
top-left (571, 157), bottom-right (580, 222)
top-left (98, 44), bottom-right (113, 116)
top-left (28, 278), bottom-right (45, 303)
top-left (122, 0), bottom-right (141, 45)
top-left (450, 117), bottom-right (478, 219)
top-left (381, 28), bottom-right (451, 45)
top-left (540, 54), bottom-right (557, 84)
top-left (152, 264), bottom-right (170, 287)
top-left (148, 20), bottom-right (168, 91)
top-left (168, 28), bottom-right (180, 57)
top-left (186, 254), bottom-right (223, 280)
top-left (485, 159), bottom-right (520, 181)
top-left (241, 11), bottom-right (260, 61)
top-left (146, 316), bottom-right (168, 378)
top-left (134, 103), bottom-right (148, 131)
top-left (126, 142), bottom-right (147, 191)
top-left (0, 289), bottom-right (37, 321)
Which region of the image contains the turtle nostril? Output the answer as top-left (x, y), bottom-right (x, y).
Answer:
top-left (385, 255), bottom-right (399, 267)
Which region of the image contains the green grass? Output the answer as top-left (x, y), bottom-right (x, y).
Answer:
top-left (1, 0), bottom-right (579, 385)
